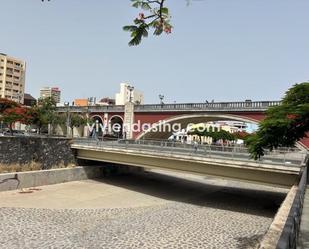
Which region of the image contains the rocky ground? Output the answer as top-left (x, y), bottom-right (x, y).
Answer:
top-left (0, 170), bottom-right (287, 249)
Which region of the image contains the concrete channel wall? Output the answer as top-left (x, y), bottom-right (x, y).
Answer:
top-left (259, 157), bottom-right (309, 249)
top-left (0, 166), bottom-right (104, 192)
top-left (0, 164), bottom-right (144, 192)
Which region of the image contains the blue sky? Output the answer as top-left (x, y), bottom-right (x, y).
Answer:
top-left (1, 0), bottom-right (308, 104)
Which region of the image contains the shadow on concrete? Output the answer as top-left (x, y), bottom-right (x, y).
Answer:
top-left (92, 168), bottom-right (287, 218)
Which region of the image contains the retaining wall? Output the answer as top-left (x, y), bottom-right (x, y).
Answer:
top-left (0, 166), bottom-right (104, 192)
top-left (0, 136), bottom-right (75, 169)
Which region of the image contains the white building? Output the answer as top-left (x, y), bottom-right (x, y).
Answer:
top-left (115, 83), bottom-right (144, 105)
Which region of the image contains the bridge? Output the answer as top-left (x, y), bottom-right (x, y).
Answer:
top-left (71, 138), bottom-right (308, 187)
top-left (57, 100), bottom-right (309, 150)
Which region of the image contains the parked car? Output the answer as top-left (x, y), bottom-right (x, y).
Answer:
top-left (0, 129), bottom-right (28, 136)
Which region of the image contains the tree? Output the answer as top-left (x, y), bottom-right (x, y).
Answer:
top-left (69, 114), bottom-right (87, 137)
top-left (246, 82), bottom-right (309, 159)
top-left (187, 127), bottom-right (203, 143)
top-left (233, 131), bottom-right (250, 140)
top-left (205, 130), bottom-right (235, 144)
top-left (0, 98), bottom-right (20, 113)
top-left (28, 97), bottom-right (57, 134)
top-left (1, 107), bottom-right (31, 135)
top-left (188, 127), bottom-right (236, 144)
top-left (49, 112), bottom-right (66, 135)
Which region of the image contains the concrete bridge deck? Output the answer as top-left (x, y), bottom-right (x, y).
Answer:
top-left (71, 139), bottom-right (307, 187)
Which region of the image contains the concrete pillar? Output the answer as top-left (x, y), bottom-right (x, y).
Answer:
top-left (103, 113), bottom-right (109, 135)
top-left (124, 102), bottom-right (134, 139)
top-left (73, 126), bottom-right (83, 137)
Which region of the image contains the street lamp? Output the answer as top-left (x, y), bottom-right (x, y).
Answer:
top-left (159, 94), bottom-right (164, 105)
top-left (127, 85), bottom-right (134, 103)
top-left (64, 102), bottom-right (70, 137)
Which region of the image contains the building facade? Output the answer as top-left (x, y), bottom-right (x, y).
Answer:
top-left (97, 97), bottom-right (115, 106)
top-left (0, 53), bottom-right (26, 104)
top-left (74, 99), bottom-right (89, 107)
top-left (115, 83), bottom-right (144, 105)
top-left (40, 87), bottom-right (61, 103)
top-left (23, 93), bottom-right (37, 107)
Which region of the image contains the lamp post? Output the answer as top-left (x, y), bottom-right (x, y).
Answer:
top-left (159, 94), bottom-right (164, 105)
top-left (127, 85), bottom-right (134, 103)
top-left (64, 102), bottom-right (70, 137)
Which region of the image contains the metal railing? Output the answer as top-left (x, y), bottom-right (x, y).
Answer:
top-left (72, 138), bottom-right (307, 167)
top-left (57, 101), bottom-right (281, 113)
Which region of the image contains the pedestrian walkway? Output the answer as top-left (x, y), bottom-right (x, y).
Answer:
top-left (298, 186), bottom-right (309, 249)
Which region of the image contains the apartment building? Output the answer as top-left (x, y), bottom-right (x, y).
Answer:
top-left (40, 87), bottom-right (61, 103)
top-left (0, 53), bottom-right (26, 104)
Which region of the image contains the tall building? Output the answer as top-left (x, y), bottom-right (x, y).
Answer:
top-left (115, 83), bottom-right (144, 105)
top-left (0, 53), bottom-right (26, 104)
top-left (40, 87), bottom-right (61, 103)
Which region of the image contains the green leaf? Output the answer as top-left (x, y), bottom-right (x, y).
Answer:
top-left (123, 25), bottom-right (138, 32)
top-left (153, 26), bottom-right (163, 36)
top-left (161, 7), bottom-right (169, 15)
top-left (132, 1), bottom-right (140, 8)
top-left (141, 2), bottom-right (151, 10)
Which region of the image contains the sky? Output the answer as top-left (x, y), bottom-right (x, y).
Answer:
top-left (1, 0), bottom-right (308, 104)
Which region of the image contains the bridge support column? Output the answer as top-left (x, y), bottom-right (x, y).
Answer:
top-left (124, 102), bottom-right (134, 139)
top-left (103, 113), bottom-right (109, 134)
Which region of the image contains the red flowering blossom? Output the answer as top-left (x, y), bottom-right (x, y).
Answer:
top-left (286, 114), bottom-right (299, 120)
top-left (1, 107), bottom-right (32, 133)
top-left (138, 13), bottom-right (145, 20)
top-left (0, 98), bottom-right (20, 113)
top-left (164, 26), bottom-right (172, 34)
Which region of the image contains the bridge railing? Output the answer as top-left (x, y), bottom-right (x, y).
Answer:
top-left (56, 105), bottom-right (125, 113)
top-left (72, 138), bottom-right (307, 167)
top-left (134, 101), bottom-right (281, 111)
top-left (56, 101), bottom-right (281, 113)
